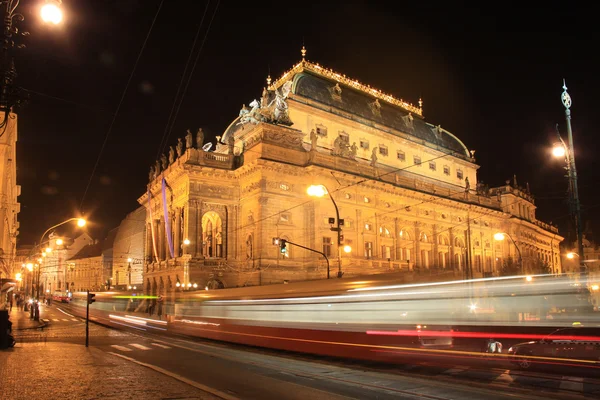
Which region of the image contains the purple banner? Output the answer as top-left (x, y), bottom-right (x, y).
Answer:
top-left (162, 178), bottom-right (175, 258)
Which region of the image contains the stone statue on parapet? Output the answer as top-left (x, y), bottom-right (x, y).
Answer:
top-left (160, 154), bottom-right (167, 170)
top-left (149, 165), bottom-right (155, 181)
top-left (155, 159), bottom-right (161, 175)
top-left (350, 142), bottom-right (358, 160)
top-left (237, 81), bottom-right (294, 126)
top-left (185, 129), bottom-right (193, 149)
top-left (332, 135), bottom-right (349, 156)
top-left (176, 138), bottom-right (184, 157)
top-left (310, 129), bottom-right (318, 151)
top-left (168, 146), bottom-right (175, 164)
top-left (465, 177), bottom-right (470, 192)
top-left (260, 87), bottom-right (269, 108)
top-left (370, 147), bottom-right (378, 167)
top-left (196, 128), bottom-right (204, 149)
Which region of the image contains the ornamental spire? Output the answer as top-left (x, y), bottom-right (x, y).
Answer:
top-left (301, 45), bottom-right (306, 61)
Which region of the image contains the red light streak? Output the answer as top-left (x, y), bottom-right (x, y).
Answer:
top-left (366, 329), bottom-right (600, 342)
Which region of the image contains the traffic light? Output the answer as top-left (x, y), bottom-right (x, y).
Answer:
top-left (280, 239), bottom-right (287, 254)
top-left (87, 293), bottom-right (96, 304)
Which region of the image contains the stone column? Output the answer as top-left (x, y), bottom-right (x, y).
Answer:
top-left (414, 222), bottom-right (421, 268)
top-left (433, 224), bottom-right (439, 268)
top-left (449, 227), bottom-right (455, 269)
top-left (158, 219), bottom-right (165, 261)
top-left (174, 207), bottom-right (181, 257)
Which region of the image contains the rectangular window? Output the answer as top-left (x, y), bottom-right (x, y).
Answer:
top-left (414, 156), bottom-right (421, 166)
top-left (429, 162), bottom-right (436, 171)
top-left (365, 241), bottom-right (373, 259)
top-left (397, 150), bottom-right (405, 161)
top-left (323, 237), bottom-right (332, 257)
top-left (360, 140), bottom-right (369, 150)
top-left (457, 169), bottom-right (463, 179)
top-left (279, 213), bottom-right (290, 223)
top-left (443, 165), bottom-right (450, 175)
top-left (379, 146), bottom-right (388, 156)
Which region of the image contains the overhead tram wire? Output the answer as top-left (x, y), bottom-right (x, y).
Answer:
top-left (79, 0), bottom-right (165, 213)
top-left (155, 0), bottom-right (212, 160)
top-left (157, 0), bottom-right (221, 158)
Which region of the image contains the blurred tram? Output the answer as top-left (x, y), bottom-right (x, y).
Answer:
top-left (66, 273), bottom-right (600, 367)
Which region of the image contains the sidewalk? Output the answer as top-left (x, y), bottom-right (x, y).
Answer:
top-left (0, 307), bottom-right (219, 400)
top-left (8, 304), bottom-right (47, 330)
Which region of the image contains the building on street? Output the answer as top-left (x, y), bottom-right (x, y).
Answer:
top-left (139, 52), bottom-right (562, 299)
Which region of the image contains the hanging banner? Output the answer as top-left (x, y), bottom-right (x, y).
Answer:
top-left (162, 178), bottom-right (175, 258)
top-left (147, 189), bottom-right (159, 262)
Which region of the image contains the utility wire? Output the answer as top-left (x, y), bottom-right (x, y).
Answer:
top-left (155, 0), bottom-right (211, 160)
top-left (79, 0), bottom-right (165, 212)
top-left (158, 0), bottom-right (221, 157)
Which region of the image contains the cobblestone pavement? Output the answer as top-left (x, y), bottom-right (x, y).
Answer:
top-left (1, 308), bottom-right (220, 400)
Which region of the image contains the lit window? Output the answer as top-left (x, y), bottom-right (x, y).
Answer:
top-left (364, 197), bottom-right (370, 203)
top-left (365, 223), bottom-right (372, 231)
top-left (397, 151), bottom-right (406, 161)
top-left (414, 156), bottom-right (421, 166)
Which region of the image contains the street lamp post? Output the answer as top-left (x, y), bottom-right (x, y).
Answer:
top-left (28, 218), bottom-right (86, 300)
top-left (494, 232), bottom-right (523, 274)
top-left (307, 185), bottom-right (344, 278)
top-left (554, 80), bottom-right (585, 280)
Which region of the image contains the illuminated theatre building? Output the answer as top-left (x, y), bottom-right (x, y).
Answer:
top-left (140, 51), bottom-right (562, 295)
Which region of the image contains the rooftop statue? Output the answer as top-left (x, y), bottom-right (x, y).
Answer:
top-left (155, 159), bottom-right (161, 175)
top-left (370, 147), bottom-right (378, 167)
top-left (176, 137), bottom-right (184, 157)
top-left (237, 81), bottom-right (294, 126)
top-left (160, 154), bottom-right (167, 170)
top-left (149, 165), bottom-right (155, 181)
top-left (196, 128), bottom-right (204, 149)
top-left (332, 134), bottom-right (350, 157)
top-left (168, 146), bottom-right (175, 164)
top-left (310, 129), bottom-right (318, 151)
top-left (185, 129), bottom-right (193, 149)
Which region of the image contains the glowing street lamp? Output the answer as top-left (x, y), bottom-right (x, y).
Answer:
top-left (552, 144), bottom-right (566, 158)
top-left (45, 247), bottom-right (52, 253)
top-left (307, 184), bottom-right (344, 278)
top-left (566, 252), bottom-right (577, 260)
top-left (343, 245), bottom-right (352, 253)
top-left (56, 238), bottom-right (63, 246)
top-left (494, 232), bottom-right (523, 274)
top-left (553, 81), bottom-right (585, 280)
top-left (40, 1), bottom-right (63, 25)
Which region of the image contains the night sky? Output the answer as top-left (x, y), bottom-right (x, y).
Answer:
top-left (13, 1), bottom-right (600, 246)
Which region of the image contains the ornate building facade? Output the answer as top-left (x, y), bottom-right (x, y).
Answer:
top-left (139, 53), bottom-right (562, 298)
top-left (0, 114), bottom-right (20, 281)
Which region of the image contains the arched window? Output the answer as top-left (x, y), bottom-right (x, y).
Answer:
top-left (438, 235), bottom-right (449, 246)
top-left (202, 211), bottom-right (224, 258)
top-left (398, 229), bottom-right (412, 240)
top-left (419, 232), bottom-right (430, 243)
top-left (379, 226), bottom-right (391, 237)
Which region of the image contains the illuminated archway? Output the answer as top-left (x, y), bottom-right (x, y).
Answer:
top-left (202, 211), bottom-right (224, 258)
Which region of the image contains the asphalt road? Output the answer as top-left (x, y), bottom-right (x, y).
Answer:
top-left (11, 304), bottom-right (600, 400)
